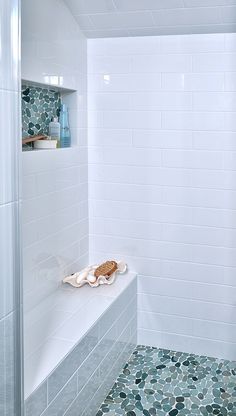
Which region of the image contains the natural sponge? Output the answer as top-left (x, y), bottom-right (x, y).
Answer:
top-left (94, 261), bottom-right (118, 278)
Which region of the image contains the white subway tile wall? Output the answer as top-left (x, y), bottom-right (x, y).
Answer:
top-left (21, 2), bottom-right (89, 396)
top-left (88, 33), bottom-right (236, 361)
top-left (22, 148), bottom-right (89, 314)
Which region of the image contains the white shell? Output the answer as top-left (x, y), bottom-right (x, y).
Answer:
top-left (63, 261), bottom-right (127, 288)
top-left (87, 273), bottom-right (96, 283)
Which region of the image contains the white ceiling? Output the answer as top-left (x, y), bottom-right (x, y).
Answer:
top-left (63, 0), bottom-right (236, 38)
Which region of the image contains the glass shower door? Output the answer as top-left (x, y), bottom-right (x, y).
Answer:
top-left (0, 0), bottom-right (23, 415)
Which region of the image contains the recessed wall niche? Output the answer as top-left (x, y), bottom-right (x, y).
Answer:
top-left (22, 84), bottom-right (61, 149)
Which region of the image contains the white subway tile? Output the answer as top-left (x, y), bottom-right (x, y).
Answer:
top-left (88, 92), bottom-right (132, 110)
top-left (138, 275), bottom-right (236, 305)
top-left (90, 217), bottom-right (163, 241)
top-left (193, 131), bottom-right (236, 150)
top-left (221, 6), bottom-right (236, 23)
top-left (131, 54), bottom-right (192, 73)
top-left (160, 33), bottom-right (225, 53)
top-left (162, 111), bottom-right (225, 130)
top-left (89, 128), bottom-right (132, 146)
top-left (193, 53), bottom-right (236, 72)
top-left (138, 328), bottom-right (236, 361)
top-left (162, 149), bottom-right (224, 169)
top-left (89, 146), bottom-right (162, 167)
top-left (193, 92), bottom-right (236, 111)
top-left (138, 293), bottom-right (236, 324)
top-left (138, 310), bottom-right (236, 344)
top-left (131, 91), bottom-right (192, 111)
top-left (102, 110), bottom-right (162, 129)
top-left (90, 199), bottom-right (193, 225)
top-left (162, 73), bottom-right (224, 91)
top-left (225, 72), bottom-right (236, 91)
top-left (133, 130), bottom-right (193, 149)
top-left (162, 259), bottom-right (236, 286)
top-left (88, 73), bottom-right (162, 93)
top-left (88, 55), bottom-right (132, 74)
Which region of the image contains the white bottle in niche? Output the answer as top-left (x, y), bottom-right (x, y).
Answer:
top-left (49, 117), bottom-right (60, 147)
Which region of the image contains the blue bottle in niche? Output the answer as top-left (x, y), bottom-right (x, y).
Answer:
top-left (59, 104), bottom-right (71, 147)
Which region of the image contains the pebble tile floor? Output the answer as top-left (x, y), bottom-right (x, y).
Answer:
top-left (97, 345), bottom-right (236, 416)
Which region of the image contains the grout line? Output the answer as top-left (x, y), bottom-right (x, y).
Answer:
top-left (138, 308), bottom-right (236, 327)
top-left (138, 326), bottom-right (236, 346)
top-left (137, 291), bottom-right (236, 307)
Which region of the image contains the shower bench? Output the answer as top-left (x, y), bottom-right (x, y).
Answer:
top-left (24, 271), bottom-right (137, 416)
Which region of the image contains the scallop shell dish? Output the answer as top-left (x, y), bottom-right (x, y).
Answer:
top-left (63, 260), bottom-right (127, 288)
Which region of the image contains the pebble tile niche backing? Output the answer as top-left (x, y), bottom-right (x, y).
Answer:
top-left (98, 345), bottom-right (236, 416)
top-left (22, 85), bottom-right (61, 147)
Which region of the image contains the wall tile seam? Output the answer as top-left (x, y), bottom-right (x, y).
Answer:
top-left (88, 198), bottom-right (236, 210)
top-left (87, 68), bottom-right (236, 76)
top-left (22, 162), bottom-right (84, 177)
top-left (88, 201), bottom-right (236, 213)
top-left (88, 248), bottom-right (236, 268)
top-left (89, 90), bottom-right (228, 94)
top-left (88, 180), bottom-right (236, 188)
top-left (22, 210), bottom-right (87, 231)
top-left (136, 292), bottom-right (235, 308)
top-left (79, 342), bottom-right (136, 416)
top-left (89, 126), bottom-right (236, 133)
top-left (23, 228), bottom-right (88, 258)
top-left (138, 292), bottom-right (236, 306)
top-left (22, 211), bottom-right (87, 237)
top-left (23, 219), bottom-right (88, 251)
top-left (89, 233), bottom-right (236, 249)
top-left (89, 331), bottom-right (137, 412)
top-left (23, 251), bottom-right (85, 274)
top-left (88, 178), bottom-right (236, 189)
top-left (61, 312), bottom-right (137, 416)
top-left (91, 218), bottom-right (236, 232)
top-left (87, 48), bottom-right (228, 58)
top-left (89, 232), bottom-right (236, 250)
top-left (89, 146), bottom-right (236, 156)
top-left (98, 109), bottom-right (236, 114)
top-left (88, 91), bottom-right (210, 96)
top-left (87, 49), bottom-right (232, 60)
top-left (138, 275), bottom-right (236, 290)
top-left (76, 315), bottom-right (137, 416)
top-left (93, 256), bottom-right (236, 272)
top-left (89, 160), bottom-right (236, 168)
top-left (22, 164), bottom-right (89, 180)
top-left (39, 371), bottom-right (77, 416)
top-left (137, 308), bottom-right (236, 327)
top-left (22, 184), bottom-right (88, 206)
top-left (89, 215), bottom-right (236, 230)
top-left (137, 327), bottom-right (236, 347)
top-left (55, 252), bottom-right (88, 272)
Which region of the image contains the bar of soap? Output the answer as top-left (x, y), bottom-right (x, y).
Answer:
top-left (34, 139), bottom-right (57, 149)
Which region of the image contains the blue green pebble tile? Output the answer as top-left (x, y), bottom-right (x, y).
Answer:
top-left (97, 345), bottom-right (236, 416)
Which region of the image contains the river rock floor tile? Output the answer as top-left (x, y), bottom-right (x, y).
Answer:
top-left (96, 345), bottom-right (236, 416)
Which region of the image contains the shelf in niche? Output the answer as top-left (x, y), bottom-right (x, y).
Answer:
top-left (21, 79), bottom-right (76, 94)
